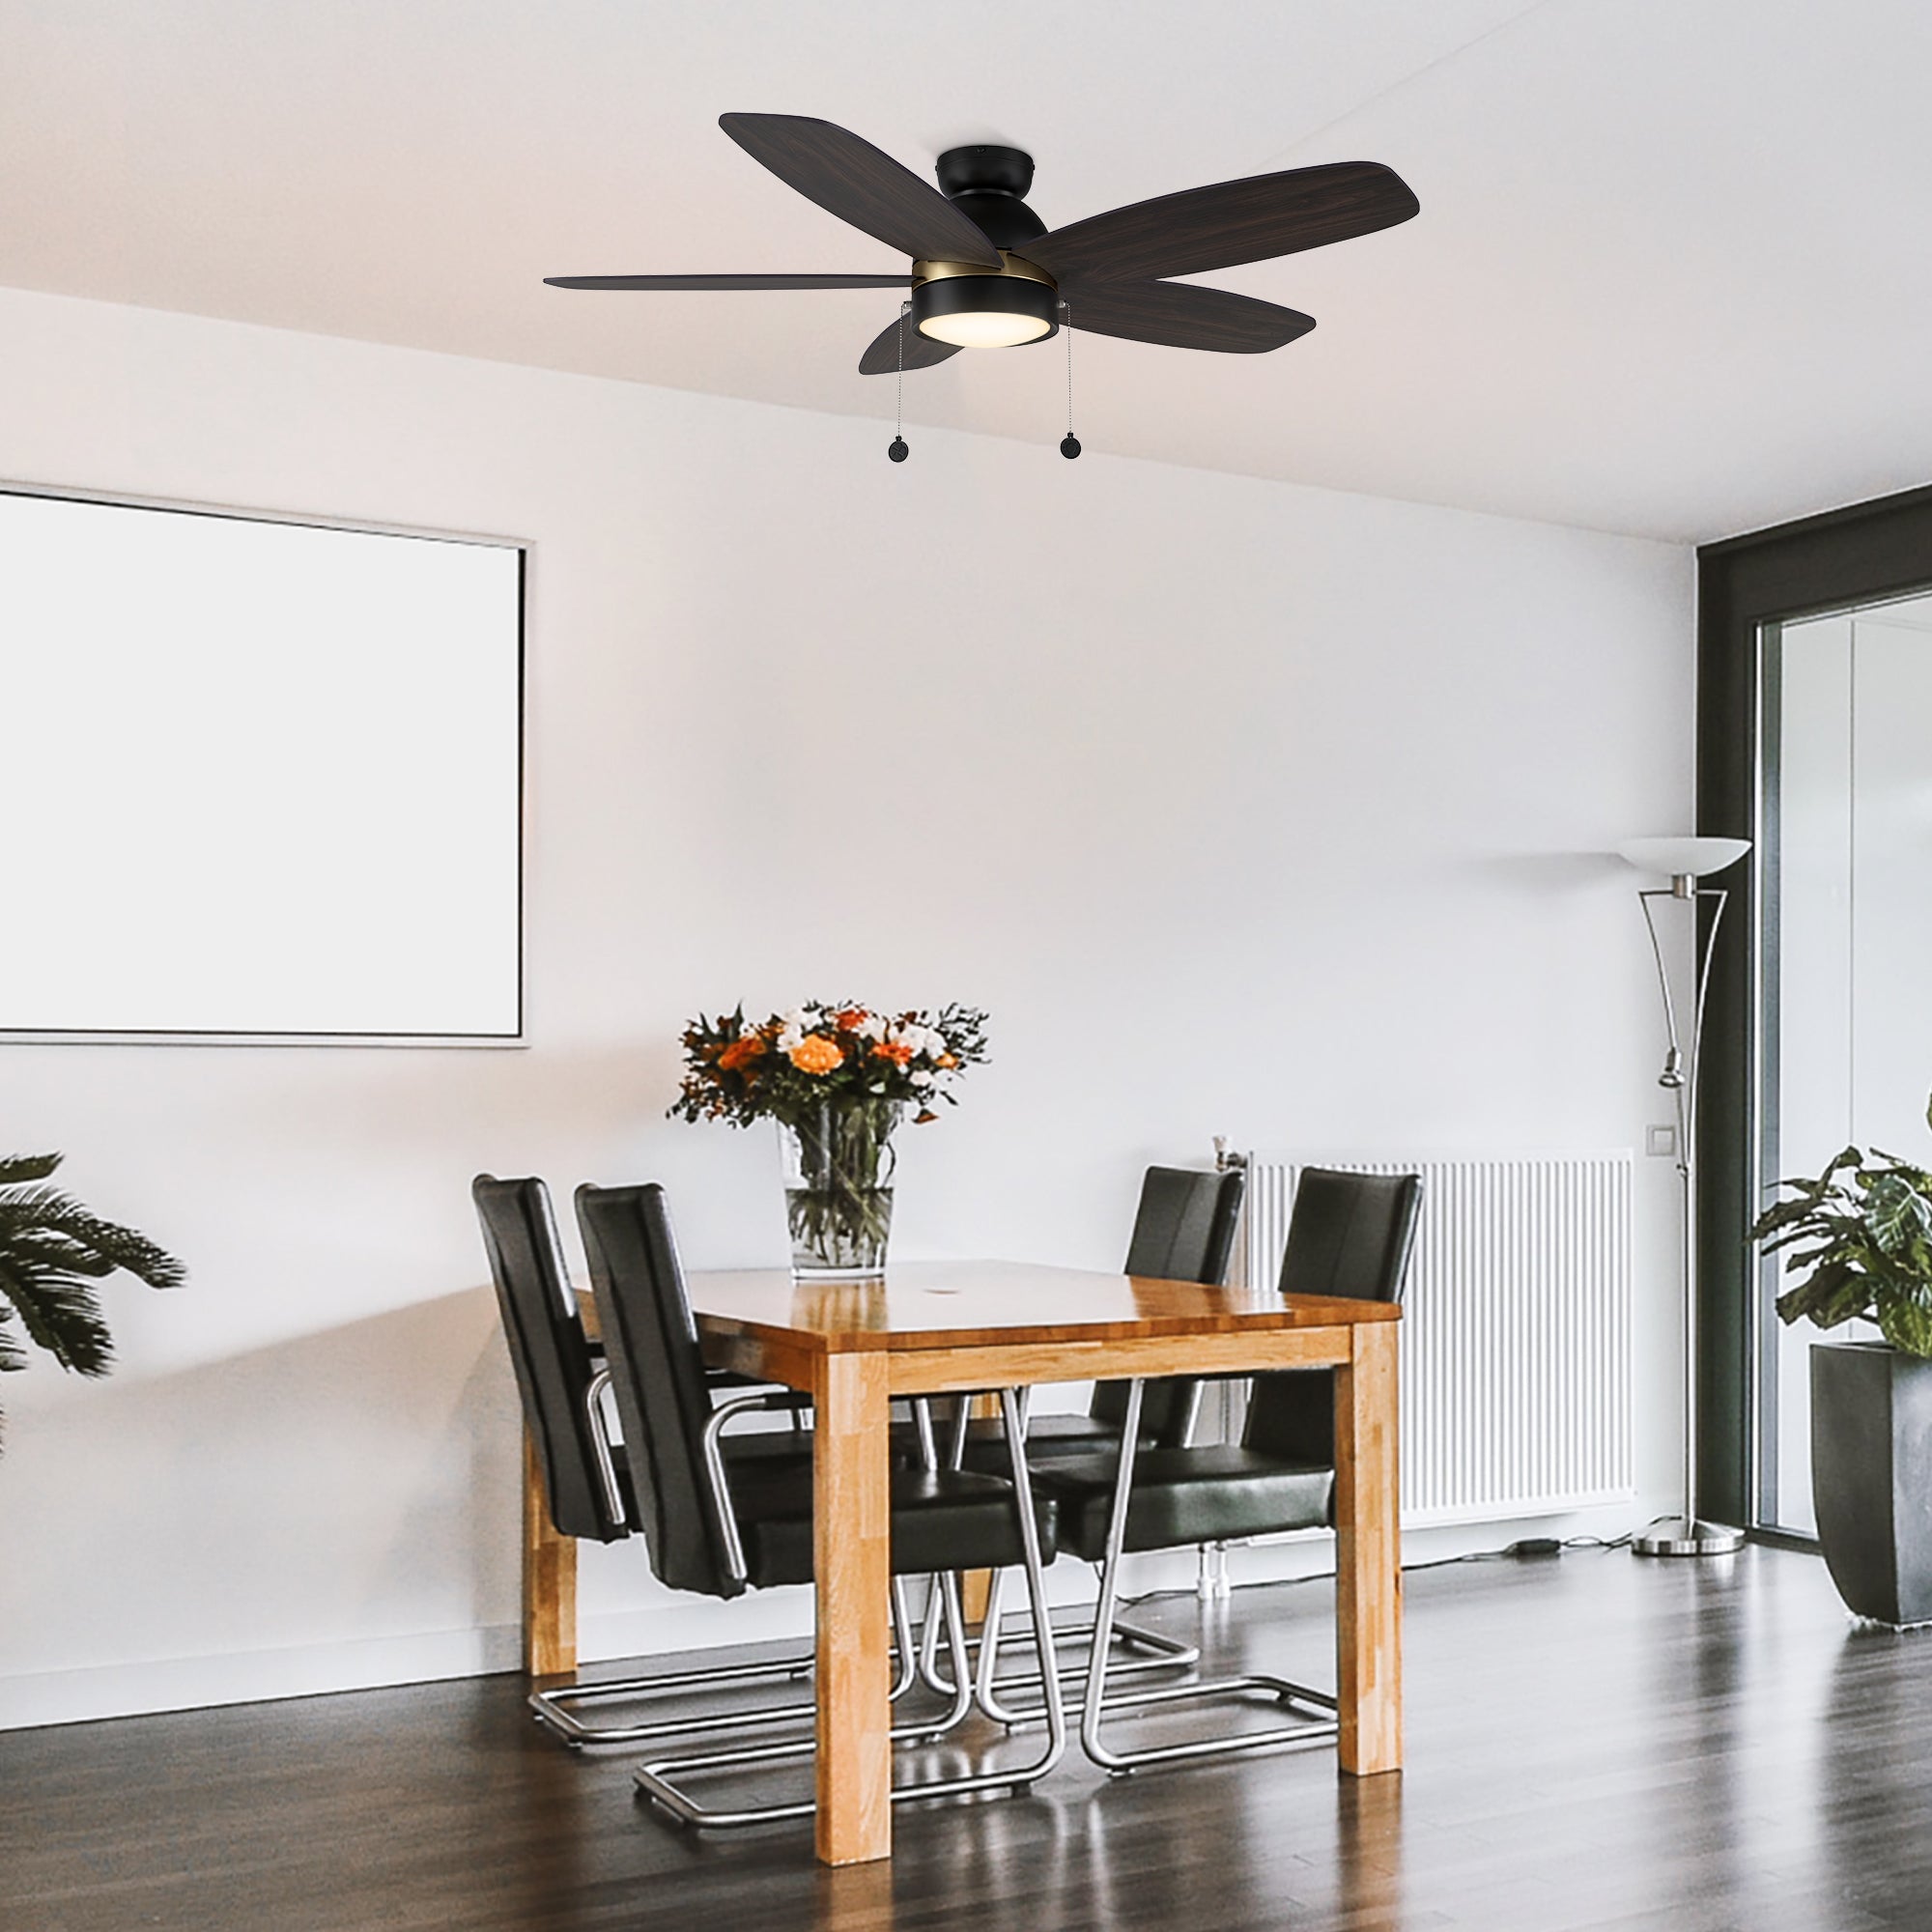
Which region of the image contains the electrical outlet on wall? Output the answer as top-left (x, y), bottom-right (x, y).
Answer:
top-left (1646, 1124), bottom-right (1677, 1157)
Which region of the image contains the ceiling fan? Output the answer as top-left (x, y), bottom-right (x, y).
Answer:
top-left (546, 114), bottom-right (1420, 385)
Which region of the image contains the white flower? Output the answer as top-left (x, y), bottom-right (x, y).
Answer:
top-left (777, 1005), bottom-right (820, 1054)
top-left (910, 1068), bottom-right (935, 1088)
top-left (855, 1013), bottom-right (887, 1042)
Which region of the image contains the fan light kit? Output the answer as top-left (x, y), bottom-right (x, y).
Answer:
top-left (547, 116), bottom-right (1419, 462)
top-left (913, 270), bottom-right (1057, 349)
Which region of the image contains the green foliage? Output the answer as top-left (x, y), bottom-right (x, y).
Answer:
top-left (1752, 1108), bottom-right (1932, 1358)
top-left (0, 1152), bottom-right (184, 1447)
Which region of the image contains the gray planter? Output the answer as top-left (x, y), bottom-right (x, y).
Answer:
top-left (1811, 1340), bottom-right (1932, 1626)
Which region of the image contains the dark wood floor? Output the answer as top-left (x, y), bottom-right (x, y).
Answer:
top-left (8, 1545), bottom-right (1932, 1930)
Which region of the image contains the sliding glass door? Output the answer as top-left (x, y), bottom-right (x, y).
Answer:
top-left (1756, 594), bottom-right (1932, 1533)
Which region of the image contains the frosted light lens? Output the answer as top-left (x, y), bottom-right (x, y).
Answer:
top-left (918, 310), bottom-right (1053, 349)
top-left (1616, 836), bottom-right (1750, 878)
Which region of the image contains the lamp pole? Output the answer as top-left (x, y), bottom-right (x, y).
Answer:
top-left (1617, 837), bottom-right (1749, 1558)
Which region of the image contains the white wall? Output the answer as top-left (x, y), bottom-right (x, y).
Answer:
top-left (0, 284), bottom-right (1693, 1726)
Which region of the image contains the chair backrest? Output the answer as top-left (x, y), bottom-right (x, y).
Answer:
top-left (1275, 1168), bottom-right (1423, 1305)
top-left (1092, 1164), bottom-right (1249, 1443)
top-left (472, 1174), bottom-right (626, 1544)
top-left (1122, 1163), bottom-right (1248, 1286)
top-left (1243, 1168), bottom-right (1423, 1464)
top-left (574, 1181), bottom-right (745, 1601)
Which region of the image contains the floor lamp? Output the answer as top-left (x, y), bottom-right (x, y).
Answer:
top-left (1617, 835), bottom-right (1750, 1558)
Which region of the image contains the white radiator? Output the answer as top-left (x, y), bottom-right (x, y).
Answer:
top-left (1237, 1153), bottom-right (1634, 1526)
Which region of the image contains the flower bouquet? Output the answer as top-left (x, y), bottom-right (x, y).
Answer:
top-left (671, 1002), bottom-right (989, 1275)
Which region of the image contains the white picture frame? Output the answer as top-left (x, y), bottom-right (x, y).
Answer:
top-left (0, 485), bottom-right (526, 1045)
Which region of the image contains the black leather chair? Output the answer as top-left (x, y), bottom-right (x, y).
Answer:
top-left (1031, 1166), bottom-right (1423, 1772)
top-left (574, 1179), bottom-right (1069, 1828)
top-left (961, 1164), bottom-right (1244, 1712)
top-left (1239, 1166), bottom-right (1424, 1466)
top-left (475, 1174), bottom-right (625, 1548)
top-left (474, 1174), bottom-right (824, 1748)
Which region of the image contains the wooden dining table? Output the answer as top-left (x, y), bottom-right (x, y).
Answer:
top-left (522, 1258), bottom-right (1402, 1867)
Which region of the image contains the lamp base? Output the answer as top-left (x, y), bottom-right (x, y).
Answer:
top-left (1632, 1517), bottom-right (1746, 1558)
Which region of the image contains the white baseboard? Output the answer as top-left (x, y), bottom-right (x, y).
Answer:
top-left (578, 1588), bottom-right (816, 1664)
top-left (0, 1622), bottom-right (523, 1732)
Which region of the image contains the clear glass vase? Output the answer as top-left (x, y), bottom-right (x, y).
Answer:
top-left (778, 1099), bottom-right (899, 1277)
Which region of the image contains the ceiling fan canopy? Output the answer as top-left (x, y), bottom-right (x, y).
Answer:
top-left (545, 113), bottom-right (1419, 378)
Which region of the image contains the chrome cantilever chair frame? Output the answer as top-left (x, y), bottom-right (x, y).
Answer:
top-left (532, 1387), bottom-right (972, 1750)
top-left (633, 1385), bottom-right (1068, 1829)
top-left (969, 1574), bottom-right (1204, 1725)
top-left (950, 1161), bottom-right (1245, 1710)
top-left (1064, 1164), bottom-right (1422, 1770)
top-left (1077, 1378), bottom-right (1336, 1774)
top-left (913, 1391), bottom-right (1201, 1724)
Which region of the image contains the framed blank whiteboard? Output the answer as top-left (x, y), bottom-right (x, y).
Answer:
top-left (0, 487), bottom-right (525, 1043)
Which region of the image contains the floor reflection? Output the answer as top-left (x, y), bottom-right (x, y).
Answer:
top-left (20, 1545), bottom-right (1920, 1932)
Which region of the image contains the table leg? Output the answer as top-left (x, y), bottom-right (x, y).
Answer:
top-left (1334, 1320), bottom-right (1401, 1775)
top-left (813, 1350), bottom-right (893, 1864)
top-left (958, 1392), bottom-right (1002, 1626)
top-left (522, 1427), bottom-right (577, 1678)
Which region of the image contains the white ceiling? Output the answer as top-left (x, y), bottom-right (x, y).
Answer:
top-left (4, 0), bottom-right (1931, 543)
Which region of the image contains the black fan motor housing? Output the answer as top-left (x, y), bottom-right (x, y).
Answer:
top-left (936, 145), bottom-right (1046, 248)
top-left (936, 144), bottom-right (1034, 197)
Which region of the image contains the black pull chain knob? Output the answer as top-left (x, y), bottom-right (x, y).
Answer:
top-left (1060, 435), bottom-right (1081, 460)
top-left (889, 301), bottom-right (912, 465)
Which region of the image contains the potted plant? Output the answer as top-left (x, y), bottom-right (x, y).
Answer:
top-left (1753, 1104), bottom-right (1932, 1623)
top-left (0, 1151), bottom-right (183, 1446)
top-left (671, 1002), bottom-right (987, 1276)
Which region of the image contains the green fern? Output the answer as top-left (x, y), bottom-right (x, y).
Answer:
top-left (0, 1152), bottom-right (183, 1448)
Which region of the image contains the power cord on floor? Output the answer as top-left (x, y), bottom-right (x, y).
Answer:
top-left (1406, 1533), bottom-right (1630, 1570)
top-left (1110, 1531), bottom-right (1633, 1605)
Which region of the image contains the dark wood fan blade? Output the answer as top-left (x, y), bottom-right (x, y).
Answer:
top-left (1060, 281), bottom-right (1315, 354)
top-left (857, 314), bottom-right (961, 376)
top-left (1022, 161), bottom-right (1417, 284)
top-left (720, 114), bottom-right (1003, 269)
top-left (544, 272), bottom-right (913, 291)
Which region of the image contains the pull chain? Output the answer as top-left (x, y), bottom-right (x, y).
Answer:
top-left (888, 301), bottom-right (910, 463)
top-left (1060, 301), bottom-right (1081, 459)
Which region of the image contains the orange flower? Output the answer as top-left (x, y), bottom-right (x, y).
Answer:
top-left (789, 1035), bottom-right (844, 1074)
top-left (870, 1039), bottom-right (915, 1067)
top-left (832, 1007), bottom-right (869, 1032)
top-left (718, 1035), bottom-right (766, 1074)
top-left (935, 1052), bottom-right (957, 1069)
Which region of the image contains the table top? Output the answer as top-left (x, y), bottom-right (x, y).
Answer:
top-left (685, 1258), bottom-right (1400, 1356)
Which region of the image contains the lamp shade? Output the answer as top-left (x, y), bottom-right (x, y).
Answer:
top-left (1616, 836), bottom-right (1750, 879)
